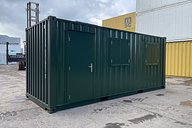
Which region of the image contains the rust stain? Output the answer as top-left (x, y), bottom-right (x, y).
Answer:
top-left (180, 100), bottom-right (192, 107)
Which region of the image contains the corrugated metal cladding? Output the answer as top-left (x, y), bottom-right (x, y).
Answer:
top-left (26, 16), bottom-right (166, 113)
top-left (166, 42), bottom-right (192, 77)
top-left (102, 12), bottom-right (136, 32)
top-left (136, 0), bottom-right (189, 13)
top-left (136, 0), bottom-right (192, 42)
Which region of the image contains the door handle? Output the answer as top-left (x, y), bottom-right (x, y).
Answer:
top-left (88, 63), bottom-right (93, 73)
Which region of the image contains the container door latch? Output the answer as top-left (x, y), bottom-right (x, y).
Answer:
top-left (88, 63), bottom-right (93, 73)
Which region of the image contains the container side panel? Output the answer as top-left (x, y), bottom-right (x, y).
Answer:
top-left (26, 19), bottom-right (49, 108)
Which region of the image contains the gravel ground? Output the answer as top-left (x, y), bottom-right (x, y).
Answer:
top-left (0, 65), bottom-right (192, 128)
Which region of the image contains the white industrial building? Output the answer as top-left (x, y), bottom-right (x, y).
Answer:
top-left (0, 35), bottom-right (21, 64)
top-left (136, 0), bottom-right (192, 42)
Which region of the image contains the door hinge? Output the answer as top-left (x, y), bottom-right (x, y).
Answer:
top-left (69, 66), bottom-right (71, 71)
top-left (68, 95), bottom-right (71, 100)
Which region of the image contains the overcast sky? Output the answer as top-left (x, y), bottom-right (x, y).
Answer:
top-left (0, 0), bottom-right (136, 44)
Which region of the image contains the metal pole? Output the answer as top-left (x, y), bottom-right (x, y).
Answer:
top-left (36, 3), bottom-right (39, 24)
top-left (26, 2), bottom-right (39, 28)
top-left (6, 42), bottom-right (9, 65)
top-left (29, 2), bottom-right (31, 27)
top-left (27, 3), bottom-right (29, 28)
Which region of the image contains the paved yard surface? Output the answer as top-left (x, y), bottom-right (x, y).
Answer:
top-left (0, 65), bottom-right (192, 128)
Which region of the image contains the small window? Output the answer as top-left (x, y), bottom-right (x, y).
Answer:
top-left (145, 43), bottom-right (160, 64)
top-left (110, 38), bottom-right (130, 66)
top-left (124, 17), bottom-right (132, 28)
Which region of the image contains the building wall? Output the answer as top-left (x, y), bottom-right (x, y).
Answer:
top-left (136, 0), bottom-right (189, 13)
top-left (102, 12), bottom-right (136, 32)
top-left (136, 0), bottom-right (192, 42)
top-left (166, 42), bottom-right (192, 77)
top-left (0, 35), bottom-right (21, 64)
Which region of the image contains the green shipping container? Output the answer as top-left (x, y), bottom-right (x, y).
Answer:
top-left (26, 16), bottom-right (166, 113)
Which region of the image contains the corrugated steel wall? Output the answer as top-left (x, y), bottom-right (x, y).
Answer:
top-left (166, 41), bottom-right (192, 77)
top-left (102, 12), bottom-right (136, 32)
top-left (136, 0), bottom-right (188, 13)
top-left (26, 16), bottom-right (165, 112)
top-left (26, 19), bottom-right (49, 108)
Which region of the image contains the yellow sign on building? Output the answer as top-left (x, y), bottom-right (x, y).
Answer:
top-left (102, 12), bottom-right (136, 32)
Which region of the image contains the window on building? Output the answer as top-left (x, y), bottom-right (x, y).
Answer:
top-left (124, 17), bottom-right (132, 28)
